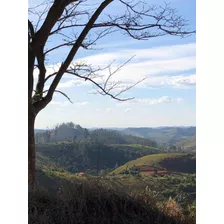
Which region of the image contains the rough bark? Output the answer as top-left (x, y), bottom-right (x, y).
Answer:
top-left (28, 107), bottom-right (36, 189)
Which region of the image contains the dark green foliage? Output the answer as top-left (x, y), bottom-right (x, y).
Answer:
top-left (36, 139), bottom-right (159, 174)
top-left (159, 154), bottom-right (196, 174)
top-left (89, 128), bottom-right (157, 146)
top-left (35, 122), bottom-right (89, 143)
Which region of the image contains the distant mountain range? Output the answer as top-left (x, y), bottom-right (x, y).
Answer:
top-left (35, 126), bottom-right (196, 147)
top-left (34, 129), bottom-right (47, 133)
top-left (89, 126), bottom-right (195, 130)
top-left (119, 127), bottom-right (196, 146)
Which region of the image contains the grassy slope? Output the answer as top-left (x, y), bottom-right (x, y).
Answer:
top-left (175, 136), bottom-right (196, 150)
top-left (112, 153), bottom-right (185, 174)
top-left (109, 144), bottom-right (158, 150)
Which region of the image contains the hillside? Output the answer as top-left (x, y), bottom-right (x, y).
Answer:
top-left (36, 141), bottom-right (161, 175)
top-left (34, 122), bottom-right (195, 224)
top-left (35, 124), bottom-right (196, 149)
top-left (89, 128), bottom-right (157, 146)
top-left (35, 123), bottom-right (88, 143)
top-left (175, 136), bottom-right (196, 151)
top-left (34, 129), bottom-right (46, 134)
top-left (35, 144), bottom-right (195, 223)
top-left (112, 153), bottom-right (196, 175)
top-left (120, 127), bottom-right (196, 146)
top-left (35, 123), bottom-right (157, 147)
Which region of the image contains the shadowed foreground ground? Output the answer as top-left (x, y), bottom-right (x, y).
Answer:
top-left (29, 180), bottom-right (195, 224)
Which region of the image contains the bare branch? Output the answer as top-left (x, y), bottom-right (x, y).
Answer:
top-left (34, 88), bottom-right (73, 104)
top-left (45, 26), bottom-right (117, 55)
top-left (103, 55), bottom-right (135, 90)
top-left (49, 90), bottom-right (73, 103)
top-left (29, 0), bottom-right (195, 111)
top-left (46, 0), bottom-right (114, 101)
top-left (66, 70), bottom-right (134, 101)
top-left (45, 72), bottom-right (58, 83)
top-left (48, 1), bottom-right (194, 42)
top-left (44, 40), bottom-right (76, 55)
top-left (65, 56), bottom-right (145, 101)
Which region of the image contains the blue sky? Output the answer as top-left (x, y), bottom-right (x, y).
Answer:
top-left (30, 0), bottom-right (196, 129)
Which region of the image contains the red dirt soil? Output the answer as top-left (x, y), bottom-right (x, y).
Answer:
top-left (141, 170), bottom-right (168, 175)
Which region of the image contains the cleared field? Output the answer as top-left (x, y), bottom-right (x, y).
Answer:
top-left (111, 153), bottom-right (195, 174)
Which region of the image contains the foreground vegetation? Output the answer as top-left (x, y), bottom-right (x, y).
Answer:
top-left (31, 178), bottom-right (195, 224)
top-left (37, 167), bottom-right (196, 208)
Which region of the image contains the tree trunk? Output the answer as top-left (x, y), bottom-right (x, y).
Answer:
top-left (28, 109), bottom-right (36, 189)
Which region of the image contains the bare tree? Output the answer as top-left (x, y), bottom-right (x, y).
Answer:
top-left (28, 0), bottom-right (195, 188)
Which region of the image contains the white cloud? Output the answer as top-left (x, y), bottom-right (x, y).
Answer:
top-left (116, 96), bottom-right (184, 107)
top-left (57, 80), bottom-right (82, 89)
top-left (124, 108), bottom-right (132, 112)
top-left (120, 43), bottom-right (196, 61)
top-left (85, 57), bottom-right (196, 89)
top-left (49, 101), bottom-right (62, 105)
top-left (171, 75), bottom-right (196, 87)
top-left (78, 43), bottom-right (195, 64)
top-left (34, 43), bottom-right (195, 91)
top-left (49, 101), bottom-right (70, 107)
top-left (136, 96), bottom-right (174, 105)
top-left (49, 100), bottom-right (89, 107)
top-left (106, 108), bottom-right (112, 113)
top-left (177, 98), bottom-right (184, 103)
top-left (76, 102), bottom-right (90, 106)
top-left (44, 79), bottom-right (88, 90)
top-left (47, 73), bottom-right (195, 91)
top-left (144, 74), bottom-right (196, 88)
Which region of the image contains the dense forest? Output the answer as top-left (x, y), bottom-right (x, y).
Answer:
top-left (35, 123), bottom-right (160, 174)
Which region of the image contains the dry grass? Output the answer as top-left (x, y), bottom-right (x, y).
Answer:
top-left (29, 180), bottom-right (195, 224)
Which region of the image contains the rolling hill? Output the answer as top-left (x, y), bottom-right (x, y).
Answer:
top-left (175, 136), bottom-right (196, 151)
top-left (120, 127), bottom-right (196, 146)
top-left (112, 153), bottom-right (196, 175)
